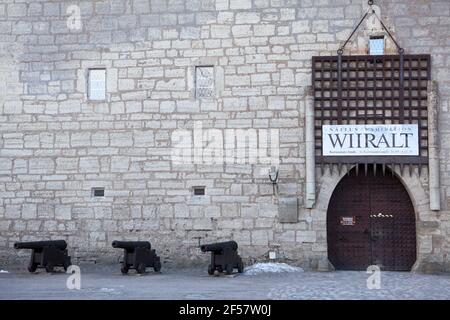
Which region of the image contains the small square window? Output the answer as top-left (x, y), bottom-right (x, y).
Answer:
top-left (88, 69), bottom-right (106, 101)
top-left (195, 66), bottom-right (214, 99)
top-left (92, 187), bottom-right (105, 197)
top-left (193, 186), bottom-right (205, 196)
top-left (369, 36), bottom-right (384, 55)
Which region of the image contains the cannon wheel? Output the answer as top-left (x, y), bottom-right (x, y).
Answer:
top-left (120, 265), bottom-right (129, 275)
top-left (45, 264), bottom-right (54, 273)
top-left (207, 264), bottom-right (214, 275)
top-left (136, 263), bottom-right (146, 274)
top-left (237, 260), bottom-right (244, 273)
top-left (27, 263), bottom-right (37, 273)
top-left (153, 261), bottom-right (161, 272)
top-left (225, 264), bottom-right (233, 275)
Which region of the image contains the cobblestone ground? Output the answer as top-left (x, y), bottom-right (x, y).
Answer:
top-left (1, 265), bottom-right (450, 300)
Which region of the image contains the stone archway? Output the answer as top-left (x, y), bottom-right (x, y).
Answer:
top-left (326, 164), bottom-right (416, 271)
top-left (310, 164), bottom-right (439, 272)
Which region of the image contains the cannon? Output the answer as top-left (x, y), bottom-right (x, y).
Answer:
top-left (112, 240), bottom-right (161, 274)
top-left (14, 240), bottom-right (71, 273)
top-left (200, 241), bottom-right (244, 275)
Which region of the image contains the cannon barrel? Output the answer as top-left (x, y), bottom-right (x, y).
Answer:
top-left (111, 241), bottom-right (151, 250)
top-left (14, 240), bottom-right (67, 250)
top-left (200, 241), bottom-right (238, 253)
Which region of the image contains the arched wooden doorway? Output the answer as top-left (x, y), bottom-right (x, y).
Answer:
top-left (327, 165), bottom-right (417, 271)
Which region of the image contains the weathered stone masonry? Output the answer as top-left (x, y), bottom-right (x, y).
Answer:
top-left (0, 0), bottom-right (449, 271)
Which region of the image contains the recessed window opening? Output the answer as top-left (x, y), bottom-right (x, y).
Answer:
top-left (193, 186), bottom-right (206, 196)
top-left (88, 68), bottom-right (106, 101)
top-left (92, 187), bottom-right (105, 197)
top-left (369, 36), bottom-right (385, 56)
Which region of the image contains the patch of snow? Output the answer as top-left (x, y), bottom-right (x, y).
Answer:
top-left (244, 263), bottom-right (304, 276)
top-left (99, 288), bottom-right (115, 293)
top-left (0, 270), bottom-right (9, 273)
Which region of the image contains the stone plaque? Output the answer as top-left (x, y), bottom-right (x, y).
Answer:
top-left (196, 66), bottom-right (214, 99)
top-left (278, 198), bottom-right (298, 223)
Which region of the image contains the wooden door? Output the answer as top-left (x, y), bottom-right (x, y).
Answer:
top-left (327, 165), bottom-right (416, 271)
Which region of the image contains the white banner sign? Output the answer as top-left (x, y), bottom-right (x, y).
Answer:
top-left (322, 124), bottom-right (419, 156)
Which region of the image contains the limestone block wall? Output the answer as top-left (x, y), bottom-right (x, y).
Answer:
top-left (0, 0), bottom-right (449, 271)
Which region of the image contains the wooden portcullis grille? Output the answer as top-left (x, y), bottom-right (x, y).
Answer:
top-left (312, 54), bottom-right (431, 173)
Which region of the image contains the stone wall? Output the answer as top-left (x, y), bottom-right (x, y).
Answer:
top-left (0, 0), bottom-right (449, 271)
